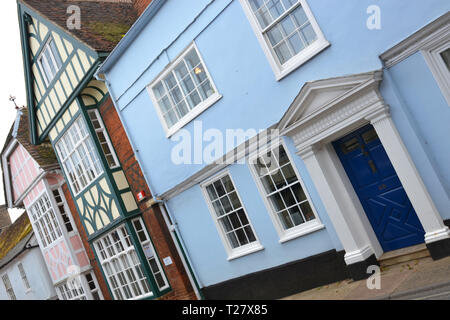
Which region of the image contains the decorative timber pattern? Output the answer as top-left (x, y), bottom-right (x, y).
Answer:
top-left (25, 11), bottom-right (97, 138)
top-left (75, 178), bottom-right (121, 236)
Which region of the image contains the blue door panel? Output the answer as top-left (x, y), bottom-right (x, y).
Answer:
top-left (333, 124), bottom-right (425, 252)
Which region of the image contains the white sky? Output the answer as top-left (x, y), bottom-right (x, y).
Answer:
top-left (0, 0), bottom-right (28, 222)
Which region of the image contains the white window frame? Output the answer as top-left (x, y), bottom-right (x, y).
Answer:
top-left (248, 139), bottom-right (324, 243)
top-left (422, 36), bottom-right (450, 106)
top-left (131, 217), bottom-right (169, 291)
top-left (28, 191), bottom-right (64, 248)
top-left (57, 279), bottom-right (87, 300)
top-left (84, 271), bottom-right (103, 300)
top-left (147, 42), bottom-right (222, 138)
top-left (201, 170), bottom-right (264, 261)
top-left (2, 273), bottom-right (16, 300)
top-left (55, 117), bottom-right (104, 196)
top-left (37, 37), bottom-right (62, 86)
top-left (17, 263), bottom-right (31, 291)
top-left (87, 109), bottom-right (120, 169)
top-left (238, 0), bottom-right (329, 81)
top-left (51, 186), bottom-right (75, 234)
top-left (94, 225), bottom-right (154, 300)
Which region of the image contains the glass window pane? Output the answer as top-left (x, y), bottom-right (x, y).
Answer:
top-left (280, 15), bottom-right (296, 36)
top-left (214, 180), bottom-right (226, 197)
top-left (288, 33), bottom-right (305, 55)
top-left (220, 216), bottom-right (233, 232)
top-left (222, 175), bottom-right (235, 193)
top-left (274, 41), bottom-right (292, 64)
top-left (271, 169), bottom-right (287, 190)
top-left (278, 210), bottom-right (294, 229)
top-left (212, 200), bottom-right (225, 216)
top-left (261, 174), bottom-right (276, 193)
top-left (229, 212), bottom-right (242, 229)
top-left (291, 183), bottom-right (307, 202)
top-left (235, 229), bottom-right (249, 246)
top-left (289, 206), bottom-right (305, 226)
top-left (185, 50), bottom-right (201, 69)
top-left (163, 110), bottom-right (178, 128)
top-left (206, 185), bottom-right (218, 201)
top-left (300, 23), bottom-right (317, 45)
top-left (300, 202), bottom-right (315, 221)
top-left (153, 82), bottom-right (166, 100)
top-left (164, 73), bottom-right (177, 89)
top-left (49, 40), bottom-right (62, 68)
top-left (281, 164), bottom-right (297, 184)
top-left (227, 232), bottom-right (240, 249)
top-left (292, 5), bottom-right (308, 26)
top-left (244, 226), bottom-right (257, 242)
top-left (220, 196), bottom-right (233, 213)
top-left (267, 25), bottom-right (283, 46)
top-left (269, 193), bottom-right (286, 212)
top-left (229, 192), bottom-right (241, 210)
top-left (175, 100), bottom-right (189, 118)
top-left (237, 209), bottom-right (249, 226)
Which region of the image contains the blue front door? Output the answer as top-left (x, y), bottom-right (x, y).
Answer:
top-left (333, 124), bottom-right (424, 252)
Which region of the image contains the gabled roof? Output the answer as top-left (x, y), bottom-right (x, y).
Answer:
top-left (15, 108), bottom-right (58, 169)
top-left (1, 108), bottom-right (58, 169)
top-left (0, 213), bottom-right (33, 269)
top-left (1, 109), bottom-right (59, 208)
top-left (19, 0), bottom-right (140, 52)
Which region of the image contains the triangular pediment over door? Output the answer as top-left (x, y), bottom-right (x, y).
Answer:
top-left (277, 70), bottom-right (384, 149)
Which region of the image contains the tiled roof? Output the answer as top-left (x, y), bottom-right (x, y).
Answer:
top-left (0, 213), bottom-right (33, 267)
top-left (14, 108), bottom-right (58, 169)
top-left (19, 0), bottom-right (141, 52)
top-left (0, 109), bottom-right (59, 206)
top-left (0, 205), bottom-right (12, 231)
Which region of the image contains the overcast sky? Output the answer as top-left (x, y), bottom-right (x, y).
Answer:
top-left (0, 0), bottom-right (28, 222)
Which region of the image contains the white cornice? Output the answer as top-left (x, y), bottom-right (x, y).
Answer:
top-left (380, 12), bottom-right (450, 68)
top-left (160, 127), bottom-right (278, 200)
top-left (278, 70), bottom-right (383, 132)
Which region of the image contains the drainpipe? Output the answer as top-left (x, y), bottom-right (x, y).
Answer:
top-left (97, 73), bottom-right (203, 300)
top-left (151, 198), bottom-right (204, 300)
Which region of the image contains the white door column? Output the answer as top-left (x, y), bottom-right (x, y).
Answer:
top-left (366, 107), bottom-right (450, 244)
top-left (298, 144), bottom-right (383, 269)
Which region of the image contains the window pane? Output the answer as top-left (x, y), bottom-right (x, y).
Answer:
top-left (257, 2), bottom-right (317, 66)
top-left (49, 40), bottom-right (62, 68)
top-left (205, 175), bottom-right (257, 250)
top-left (255, 145), bottom-right (315, 231)
top-left (153, 48), bottom-right (217, 130)
top-left (289, 206), bottom-right (305, 226)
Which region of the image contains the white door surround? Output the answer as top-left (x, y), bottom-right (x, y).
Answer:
top-left (278, 70), bottom-right (450, 266)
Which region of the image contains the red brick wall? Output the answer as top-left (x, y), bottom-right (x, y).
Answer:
top-left (134, 0), bottom-right (152, 16)
top-left (98, 97), bottom-right (197, 300)
top-left (61, 183), bottom-right (112, 300)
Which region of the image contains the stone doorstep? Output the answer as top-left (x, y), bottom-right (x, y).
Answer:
top-left (379, 244), bottom-right (431, 268)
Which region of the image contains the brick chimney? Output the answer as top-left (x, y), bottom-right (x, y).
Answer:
top-left (134, 0), bottom-right (153, 16)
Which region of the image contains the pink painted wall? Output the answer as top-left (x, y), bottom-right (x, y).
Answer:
top-left (8, 144), bottom-right (41, 202)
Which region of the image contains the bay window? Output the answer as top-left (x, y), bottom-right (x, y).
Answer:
top-left (55, 117), bottom-right (103, 195)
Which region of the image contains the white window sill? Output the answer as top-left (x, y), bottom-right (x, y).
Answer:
top-left (279, 221), bottom-right (325, 244)
top-left (274, 39), bottom-right (330, 81)
top-left (227, 243), bottom-right (264, 261)
top-left (166, 93), bottom-right (223, 138)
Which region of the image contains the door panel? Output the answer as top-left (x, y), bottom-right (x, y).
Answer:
top-left (333, 124), bottom-right (425, 252)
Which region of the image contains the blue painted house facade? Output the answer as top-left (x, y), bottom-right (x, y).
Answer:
top-left (97, 0), bottom-right (450, 298)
